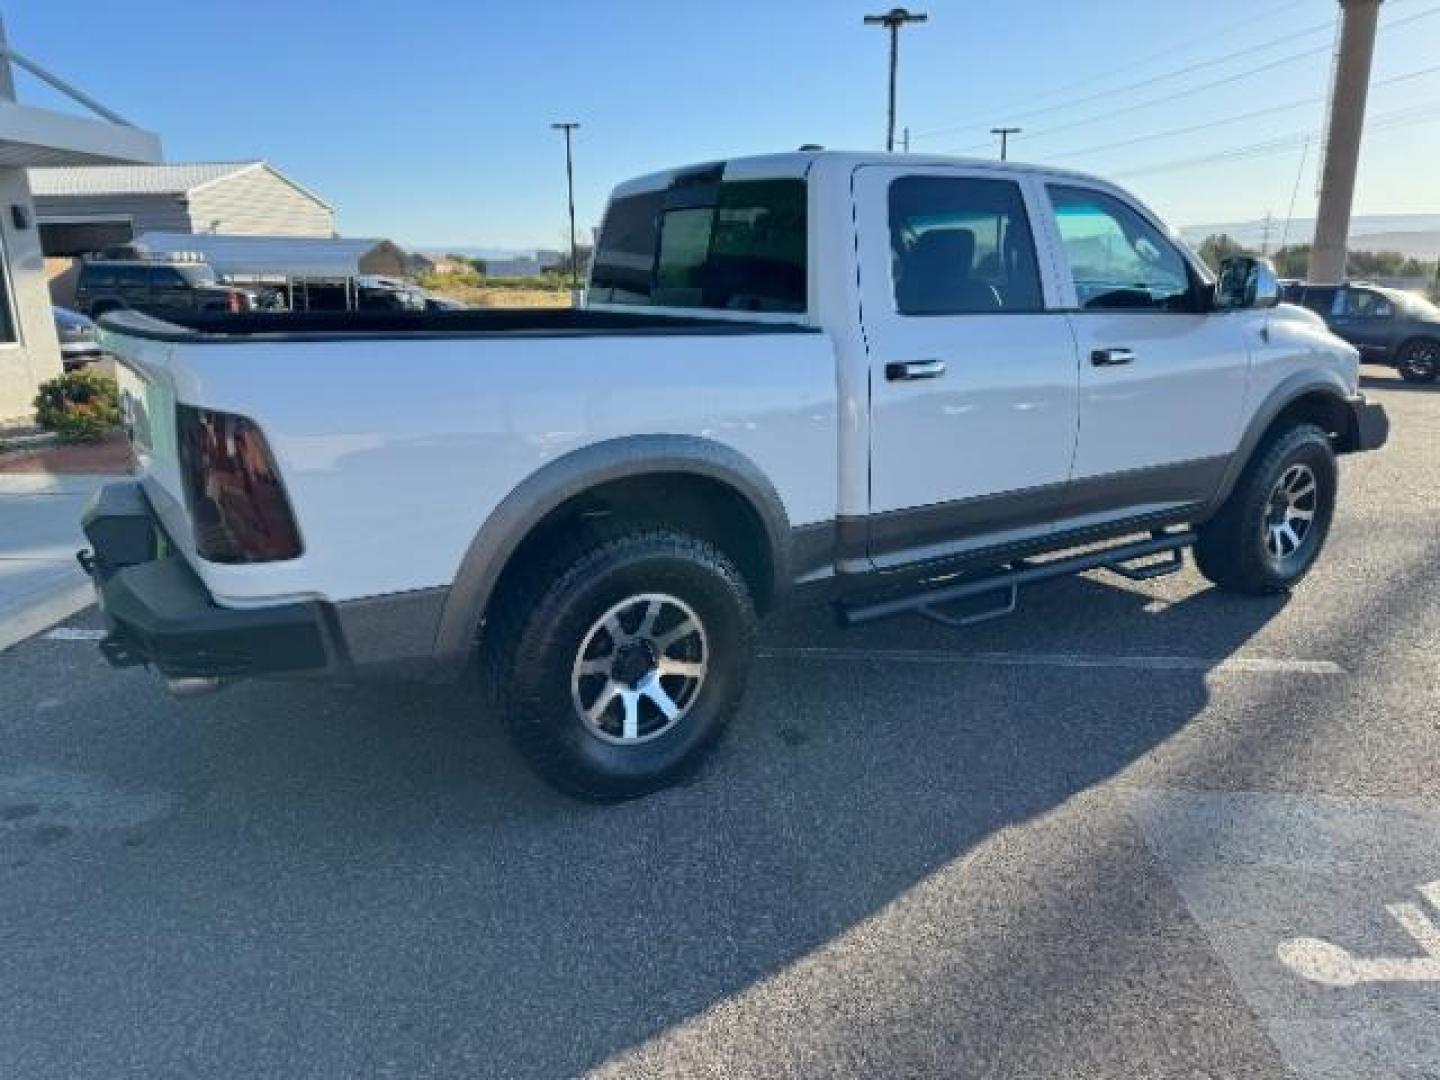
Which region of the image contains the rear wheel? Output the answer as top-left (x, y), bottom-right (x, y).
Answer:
top-left (1194, 424), bottom-right (1337, 595)
top-left (1396, 339), bottom-right (1440, 383)
top-left (487, 527), bottom-right (757, 800)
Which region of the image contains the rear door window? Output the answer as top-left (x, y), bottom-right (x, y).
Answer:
top-left (889, 176), bottom-right (1043, 315)
top-left (115, 265), bottom-right (150, 292)
top-left (590, 177), bottom-right (807, 312)
top-left (80, 265), bottom-right (117, 289)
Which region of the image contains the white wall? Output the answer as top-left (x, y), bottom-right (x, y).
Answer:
top-left (0, 167), bottom-right (62, 423)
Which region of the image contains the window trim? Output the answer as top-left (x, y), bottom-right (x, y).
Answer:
top-left (886, 173), bottom-right (1048, 318)
top-left (1041, 181), bottom-right (1212, 315)
top-left (0, 228), bottom-right (20, 347)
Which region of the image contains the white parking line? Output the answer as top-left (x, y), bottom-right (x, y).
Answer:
top-left (41, 626), bottom-right (105, 641)
top-left (758, 646), bottom-right (1344, 676)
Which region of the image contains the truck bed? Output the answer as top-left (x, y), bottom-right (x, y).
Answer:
top-left (98, 307), bottom-right (817, 343)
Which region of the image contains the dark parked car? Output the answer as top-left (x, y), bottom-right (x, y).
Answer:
top-left (1283, 281), bottom-right (1440, 383)
top-left (53, 305), bottom-right (104, 369)
top-left (74, 257), bottom-right (252, 320)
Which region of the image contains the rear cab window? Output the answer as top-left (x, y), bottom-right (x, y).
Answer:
top-left (590, 168), bottom-right (807, 314)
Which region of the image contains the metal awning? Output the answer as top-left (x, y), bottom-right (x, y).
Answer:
top-left (0, 35), bottom-right (161, 167)
top-left (134, 232), bottom-right (398, 280)
top-left (0, 99), bottom-right (160, 167)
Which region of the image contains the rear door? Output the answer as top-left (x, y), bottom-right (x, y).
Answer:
top-left (1042, 183), bottom-right (1249, 505)
top-left (855, 165), bottom-right (1080, 566)
top-left (147, 267), bottom-right (193, 317)
top-left (114, 264), bottom-right (151, 310)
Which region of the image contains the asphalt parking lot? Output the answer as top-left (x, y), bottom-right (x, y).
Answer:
top-left (1, 370), bottom-right (1436, 1079)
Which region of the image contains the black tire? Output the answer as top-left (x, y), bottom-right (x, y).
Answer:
top-left (1194, 424), bottom-right (1337, 595)
top-left (487, 527), bottom-right (757, 801)
top-left (1396, 338), bottom-right (1440, 383)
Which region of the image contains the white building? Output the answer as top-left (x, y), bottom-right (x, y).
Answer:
top-left (29, 160), bottom-right (334, 255)
top-left (0, 23), bottom-right (161, 422)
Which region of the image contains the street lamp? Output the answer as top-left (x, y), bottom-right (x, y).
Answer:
top-left (990, 126), bottom-right (1021, 161)
top-left (550, 121), bottom-right (580, 290)
top-left (863, 8), bottom-right (927, 152)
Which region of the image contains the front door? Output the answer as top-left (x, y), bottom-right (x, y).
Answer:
top-left (856, 166), bottom-right (1080, 566)
top-left (1043, 183), bottom-right (1250, 510)
top-left (1330, 286), bottom-right (1396, 360)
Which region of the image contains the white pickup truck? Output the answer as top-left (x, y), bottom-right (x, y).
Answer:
top-left (84, 150), bottom-right (1388, 799)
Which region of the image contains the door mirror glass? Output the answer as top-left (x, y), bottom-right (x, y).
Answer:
top-left (1215, 255), bottom-right (1280, 310)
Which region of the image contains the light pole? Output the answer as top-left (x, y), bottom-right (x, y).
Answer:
top-left (990, 126), bottom-right (1020, 161)
top-left (551, 121), bottom-right (580, 289)
top-left (863, 8), bottom-right (927, 152)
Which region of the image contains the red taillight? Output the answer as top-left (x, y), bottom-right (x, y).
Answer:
top-left (176, 404), bottom-right (302, 563)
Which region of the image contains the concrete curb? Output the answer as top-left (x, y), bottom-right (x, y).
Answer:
top-left (0, 579), bottom-right (96, 654)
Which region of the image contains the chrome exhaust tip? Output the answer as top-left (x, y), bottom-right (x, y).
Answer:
top-left (165, 676), bottom-right (223, 698)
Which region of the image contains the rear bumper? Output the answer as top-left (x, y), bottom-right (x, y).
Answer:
top-left (79, 482), bottom-right (332, 679)
top-left (1344, 395), bottom-right (1389, 453)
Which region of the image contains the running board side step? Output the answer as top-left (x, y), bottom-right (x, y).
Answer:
top-left (839, 530), bottom-right (1196, 628)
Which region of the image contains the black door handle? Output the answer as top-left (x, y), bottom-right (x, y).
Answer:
top-left (1091, 347), bottom-right (1135, 367)
top-left (886, 359), bottom-right (947, 381)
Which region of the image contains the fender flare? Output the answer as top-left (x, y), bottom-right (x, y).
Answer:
top-left (430, 434), bottom-right (793, 678)
top-left (1201, 370), bottom-right (1355, 517)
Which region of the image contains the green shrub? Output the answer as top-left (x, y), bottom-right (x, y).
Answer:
top-left (33, 369), bottom-right (121, 443)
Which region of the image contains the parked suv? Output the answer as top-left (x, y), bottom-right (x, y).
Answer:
top-left (75, 257), bottom-right (251, 319)
top-left (1283, 281), bottom-right (1440, 383)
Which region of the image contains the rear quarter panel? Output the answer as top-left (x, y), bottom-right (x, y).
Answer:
top-left (136, 332), bottom-right (838, 608)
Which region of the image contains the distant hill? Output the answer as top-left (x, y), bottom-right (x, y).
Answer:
top-left (403, 245), bottom-right (539, 261)
top-left (1180, 214), bottom-right (1440, 257)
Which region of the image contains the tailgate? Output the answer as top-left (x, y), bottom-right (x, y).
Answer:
top-left (98, 315), bottom-right (194, 554)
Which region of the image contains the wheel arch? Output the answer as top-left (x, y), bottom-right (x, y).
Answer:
top-left (1395, 333), bottom-right (1440, 366)
top-left (1202, 375), bottom-right (1357, 518)
top-left (430, 435), bottom-right (793, 679)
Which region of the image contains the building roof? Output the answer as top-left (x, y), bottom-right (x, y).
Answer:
top-left (133, 231), bottom-right (401, 280)
top-left (28, 161), bottom-right (333, 208)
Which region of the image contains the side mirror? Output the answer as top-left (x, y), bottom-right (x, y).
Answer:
top-left (1215, 255), bottom-right (1281, 310)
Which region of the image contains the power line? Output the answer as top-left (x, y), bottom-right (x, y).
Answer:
top-left (1047, 61), bottom-right (1440, 163)
top-left (938, 40), bottom-right (1338, 155)
top-left (1109, 100), bottom-right (1440, 180)
top-left (937, 2), bottom-right (1440, 158)
top-left (912, 6), bottom-right (1336, 142)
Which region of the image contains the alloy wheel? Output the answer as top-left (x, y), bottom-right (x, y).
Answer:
top-left (570, 593), bottom-right (708, 745)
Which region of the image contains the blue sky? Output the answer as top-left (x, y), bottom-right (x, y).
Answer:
top-left (10, 0), bottom-right (1440, 250)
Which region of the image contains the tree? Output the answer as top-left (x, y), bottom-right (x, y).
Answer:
top-left (1196, 233), bottom-right (1250, 273)
top-left (1271, 245), bottom-right (1309, 279)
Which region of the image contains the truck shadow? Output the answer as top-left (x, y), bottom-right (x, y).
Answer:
top-left (1361, 371), bottom-right (1433, 394)
top-left (89, 569), bottom-right (1290, 1075)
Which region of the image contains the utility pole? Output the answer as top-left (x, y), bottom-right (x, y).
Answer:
top-left (863, 8), bottom-right (927, 152)
top-left (1260, 211), bottom-right (1274, 256)
top-left (902, 126), bottom-right (910, 153)
top-left (990, 126), bottom-right (1021, 161)
top-left (1310, 0), bottom-right (1384, 284)
top-left (550, 121), bottom-right (581, 289)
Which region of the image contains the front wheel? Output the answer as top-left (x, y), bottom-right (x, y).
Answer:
top-left (488, 528), bottom-right (757, 800)
top-left (1194, 424), bottom-right (1338, 595)
top-left (1397, 339), bottom-right (1440, 383)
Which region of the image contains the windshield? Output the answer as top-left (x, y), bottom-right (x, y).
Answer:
top-left (1387, 288), bottom-right (1440, 319)
top-left (177, 264), bottom-right (218, 286)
